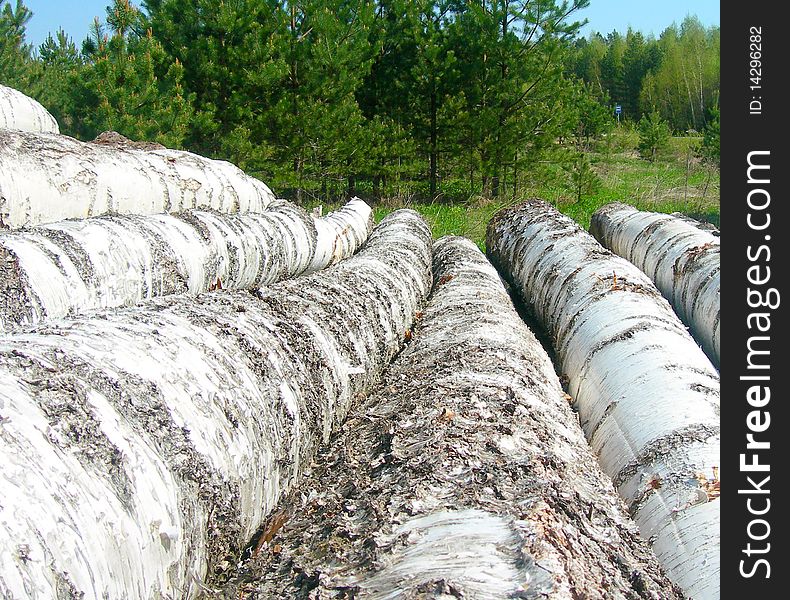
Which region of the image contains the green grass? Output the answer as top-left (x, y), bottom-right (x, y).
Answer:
top-left (372, 200), bottom-right (508, 252)
top-left (560, 142), bottom-right (720, 229)
top-left (312, 133), bottom-right (720, 250)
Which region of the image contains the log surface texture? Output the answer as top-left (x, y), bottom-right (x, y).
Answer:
top-left (0, 129), bottom-right (276, 229)
top-left (0, 198), bottom-right (372, 330)
top-left (590, 202), bottom-right (720, 367)
top-left (0, 84), bottom-right (59, 134)
top-left (487, 200), bottom-right (720, 600)
top-left (216, 236), bottom-right (684, 600)
top-left (0, 210), bottom-right (431, 599)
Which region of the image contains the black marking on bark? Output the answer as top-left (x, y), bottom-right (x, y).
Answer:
top-left (613, 424), bottom-right (720, 489)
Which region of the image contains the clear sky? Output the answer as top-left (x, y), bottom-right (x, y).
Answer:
top-left (20, 0), bottom-right (721, 50)
top-left (23, 0), bottom-right (115, 48)
top-left (576, 0), bottom-right (720, 38)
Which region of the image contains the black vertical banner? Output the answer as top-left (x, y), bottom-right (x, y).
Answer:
top-left (721, 2), bottom-right (787, 597)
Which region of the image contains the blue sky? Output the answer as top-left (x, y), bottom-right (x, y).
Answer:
top-left (21, 0), bottom-right (721, 49)
top-left (576, 0), bottom-right (719, 38)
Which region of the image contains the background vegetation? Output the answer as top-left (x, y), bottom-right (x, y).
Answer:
top-left (2, 0), bottom-right (719, 236)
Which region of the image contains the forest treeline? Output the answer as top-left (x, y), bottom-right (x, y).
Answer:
top-left (2, 0), bottom-right (719, 203)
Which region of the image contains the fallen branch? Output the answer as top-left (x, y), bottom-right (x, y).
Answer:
top-left (0, 129), bottom-right (276, 228)
top-left (0, 210), bottom-right (431, 599)
top-left (487, 200), bottom-right (720, 600)
top-left (591, 202), bottom-right (720, 366)
top-left (0, 198), bottom-right (372, 330)
top-left (0, 84), bottom-right (59, 134)
top-left (219, 236), bottom-right (682, 599)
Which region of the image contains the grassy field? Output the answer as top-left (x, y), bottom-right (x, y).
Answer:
top-left (316, 131), bottom-right (720, 250)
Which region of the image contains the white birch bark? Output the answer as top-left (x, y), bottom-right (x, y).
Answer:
top-left (0, 129), bottom-right (276, 229)
top-left (219, 236), bottom-right (682, 599)
top-left (487, 200), bottom-right (720, 600)
top-left (0, 210), bottom-right (432, 600)
top-left (0, 84), bottom-right (59, 134)
top-left (590, 203), bottom-right (720, 366)
top-left (0, 198), bottom-right (371, 330)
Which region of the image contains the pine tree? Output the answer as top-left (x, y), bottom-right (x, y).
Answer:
top-left (72, 0), bottom-right (193, 147)
top-left (143, 0), bottom-right (285, 165)
top-left (357, 0), bottom-right (458, 200)
top-left (27, 29), bottom-right (83, 134)
top-left (269, 0), bottom-right (378, 201)
top-left (449, 0), bottom-right (589, 198)
top-left (0, 0), bottom-right (33, 87)
top-left (637, 110), bottom-right (671, 162)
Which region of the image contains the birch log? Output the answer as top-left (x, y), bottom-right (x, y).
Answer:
top-left (0, 210), bottom-right (432, 600)
top-left (0, 84), bottom-right (59, 134)
top-left (0, 129), bottom-right (276, 228)
top-left (218, 236), bottom-right (682, 599)
top-left (487, 200), bottom-right (720, 600)
top-left (590, 202), bottom-right (720, 366)
top-left (0, 198), bottom-right (372, 330)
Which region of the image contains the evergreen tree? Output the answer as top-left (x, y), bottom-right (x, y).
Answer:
top-left (449, 0), bottom-right (589, 198)
top-left (269, 0), bottom-right (378, 200)
top-left (570, 81), bottom-right (613, 147)
top-left (637, 110), bottom-right (671, 162)
top-left (564, 149), bottom-right (600, 203)
top-left (143, 0), bottom-right (285, 165)
top-left (599, 31), bottom-right (625, 113)
top-left (355, 0), bottom-right (425, 199)
top-left (0, 0), bottom-right (32, 86)
top-left (620, 29), bottom-right (660, 121)
top-left (29, 29), bottom-right (83, 133)
top-left (72, 0), bottom-right (193, 147)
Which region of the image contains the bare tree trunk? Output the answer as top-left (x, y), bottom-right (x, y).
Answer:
top-left (487, 200), bottom-right (720, 600)
top-left (0, 210), bottom-right (432, 600)
top-left (0, 84), bottom-right (59, 134)
top-left (590, 203), bottom-right (720, 367)
top-left (0, 130), bottom-right (277, 229)
top-left (429, 84), bottom-right (438, 200)
top-left (681, 58), bottom-right (696, 129)
top-left (0, 199), bottom-right (372, 331)
top-left (217, 236), bottom-right (683, 599)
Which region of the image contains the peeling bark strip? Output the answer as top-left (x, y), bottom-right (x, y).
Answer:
top-left (0, 210), bottom-right (431, 600)
top-left (590, 202), bottom-right (720, 366)
top-left (219, 237), bottom-right (682, 599)
top-left (487, 200), bottom-right (720, 600)
top-left (0, 198), bottom-right (372, 330)
top-left (0, 129), bottom-right (276, 229)
top-left (0, 84), bottom-right (59, 134)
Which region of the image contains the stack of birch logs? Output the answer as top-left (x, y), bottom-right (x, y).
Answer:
top-left (1, 85), bottom-right (718, 599)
